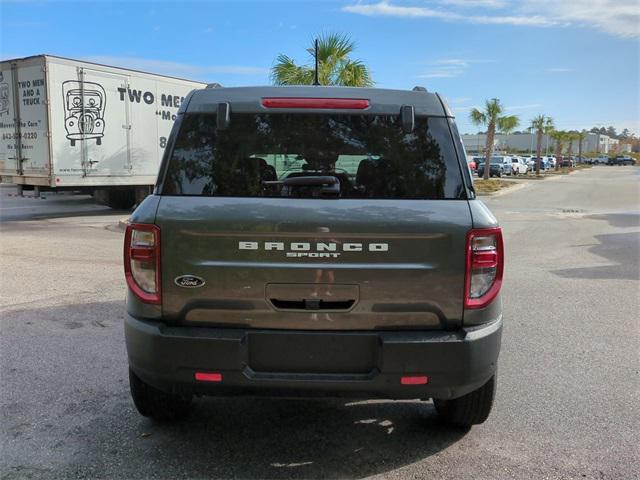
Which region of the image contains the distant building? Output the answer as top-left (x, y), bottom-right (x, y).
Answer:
top-left (569, 134), bottom-right (619, 154)
top-left (462, 132), bottom-right (622, 155)
top-left (462, 133), bottom-right (555, 155)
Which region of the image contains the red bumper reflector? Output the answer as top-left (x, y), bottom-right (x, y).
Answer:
top-left (195, 372), bottom-right (223, 382)
top-left (261, 97), bottom-right (370, 109)
top-left (401, 375), bottom-right (429, 385)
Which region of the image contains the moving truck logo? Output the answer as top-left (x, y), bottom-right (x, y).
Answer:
top-left (0, 71), bottom-right (9, 117)
top-left (62, 80), bottom-right (106, 146)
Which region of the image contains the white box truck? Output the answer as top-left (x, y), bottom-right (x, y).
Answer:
top-left (0, 55), bottom-right (207, 208)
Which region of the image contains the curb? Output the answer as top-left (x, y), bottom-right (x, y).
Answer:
top-left (478, 181), bottom-right (529, 197)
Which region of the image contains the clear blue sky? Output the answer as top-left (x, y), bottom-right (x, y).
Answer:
top-left (1, 0), bottom-right (638, 134)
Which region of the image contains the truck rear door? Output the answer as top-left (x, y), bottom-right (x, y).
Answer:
top-left (155, 110), bottom-right (472, 331)
top-left (0, 58), bottom-right (51, 180)
top-left (47, 60), bottom-right (131, 181)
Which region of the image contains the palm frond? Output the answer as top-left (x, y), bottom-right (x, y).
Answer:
top-left (485, 98), bottom-right (504, 120)
top-left (336, 59), bottom-right (374, 87)
top-left (530, 114), bottom-right (553, 135)
top-left (498, 115), bottom-right (519, 134)
top-left (273, 32), bottom-right (373, 87)
top-left (530, 114), bottom-right (546, 131)
top-left (469, 108), bottom-right (487, 126)
top-left (271, 54), bottom-right (314, 85)
top-left (307, 32), bottom-right (356, 63)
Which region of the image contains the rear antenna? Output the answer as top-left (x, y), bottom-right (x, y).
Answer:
top-left (313, 38), bottom-right (320, 86)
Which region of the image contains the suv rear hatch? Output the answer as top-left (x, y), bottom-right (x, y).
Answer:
top-left (155, 92), bottom-right (472, 331)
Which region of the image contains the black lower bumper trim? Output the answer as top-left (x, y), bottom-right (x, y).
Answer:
top-left (125, 315), bottom-right (502, 400)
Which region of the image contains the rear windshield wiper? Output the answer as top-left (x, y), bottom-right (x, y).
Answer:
top-left (263, 175), bottom-right (341, 196)
top-left (263, 175), bottom-right (339, 187)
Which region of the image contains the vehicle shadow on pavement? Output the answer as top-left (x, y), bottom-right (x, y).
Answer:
top-left (2, 300), bottom-right (468, 479)
top-left (552, 230), bottom-right (639, 281)
top-left (586, 212), bottom-right (640, 229)
top-left (98, 396), bottom-right (468, 479)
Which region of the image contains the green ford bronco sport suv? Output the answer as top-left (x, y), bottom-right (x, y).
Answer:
top-left (124, 86), bottom-right (503, 427)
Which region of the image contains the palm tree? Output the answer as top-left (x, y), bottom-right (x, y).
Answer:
top-left (576, 130), bottom-right (586, 163)
top-left (565, 132), bottom-right (580, 167)
top-left (271, 33), bottom-right (373, 87)
top-left (550, 130), bottom-right (569, 170)
top-left (470, 99), bottom-right (520, 179)
top-left (529, 114), bottom-right (554, 176)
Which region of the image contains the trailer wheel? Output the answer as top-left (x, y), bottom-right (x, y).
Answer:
top-left (96, 138), bottom-right (102, 146)
top-left (106, 189), bottom-right (136, 210)
top-left (70, 139), bottom-right (75, 147)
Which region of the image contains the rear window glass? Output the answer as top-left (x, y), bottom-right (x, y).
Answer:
top-left (162, 113), bottom-right (466, 199)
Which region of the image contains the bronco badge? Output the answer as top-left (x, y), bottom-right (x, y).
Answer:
top-left (174, 275), bottom-right (206, 288)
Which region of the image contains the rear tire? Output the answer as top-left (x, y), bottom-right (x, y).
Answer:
top-left (129, 368), bottom-right (192, 421)
top-left (434, 374), bottom-right (496, 427)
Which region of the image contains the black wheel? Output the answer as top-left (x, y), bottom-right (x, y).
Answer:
top-left (129, 368), bottom-right (192, 421)
top-left (106, 189), bottom-right (136, 209)
top-left (96, 137), bottom-right (102, 146)
top-left (70, 139), bottom-right (76, 147)
top-left (434, 374), bottom-right (496, 427)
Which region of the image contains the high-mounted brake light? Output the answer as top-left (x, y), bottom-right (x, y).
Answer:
top-left (464, 227), bottom-right (504, 309)
top-left (261, 97), bottom-right (370, 110)
top-left (124, 223), bottom-right (161, 304)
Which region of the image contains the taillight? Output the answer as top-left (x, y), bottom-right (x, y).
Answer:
top-left (261, 97), bottom-right (370, 109)
top-left (464, 227), bottom-right (504, 309)
top-left (124, 223), bottom-right (161, 304)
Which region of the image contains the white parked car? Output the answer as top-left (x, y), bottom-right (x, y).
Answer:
top-left (510, 156), bottom-right (529, 175)
top-left (547, 156), bottom-right (557, 168)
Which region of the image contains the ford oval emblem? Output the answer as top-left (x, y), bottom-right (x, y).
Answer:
top-left (174, 275), bottom-right (206, 288)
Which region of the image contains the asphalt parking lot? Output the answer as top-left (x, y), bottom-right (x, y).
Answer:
top-left (1, 166), bottom-right (639, 479)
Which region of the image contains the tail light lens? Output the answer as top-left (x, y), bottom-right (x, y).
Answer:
top-left (124, 223), bottom-right (161, 304)
top-left (465, 227), bottom-right (503, 309)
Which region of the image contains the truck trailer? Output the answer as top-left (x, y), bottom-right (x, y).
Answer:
top-left (0, 55), bottom-right (206, 208)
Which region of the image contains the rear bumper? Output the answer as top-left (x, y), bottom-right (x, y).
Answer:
top-left (125, 315), bottom-right (502, 400)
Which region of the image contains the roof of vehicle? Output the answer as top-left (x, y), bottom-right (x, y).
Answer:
top-left (181, 85), bottom-right (451, 117)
